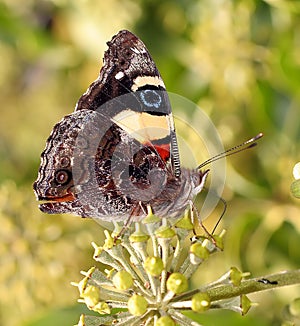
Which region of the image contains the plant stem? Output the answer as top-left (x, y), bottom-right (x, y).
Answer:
top-left (206, 269), bottom-right (300, 301)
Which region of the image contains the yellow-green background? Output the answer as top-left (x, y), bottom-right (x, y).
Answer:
top-left (1, 0), bottom-right (300, 325)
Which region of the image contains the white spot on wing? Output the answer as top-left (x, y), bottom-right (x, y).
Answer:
top-left (115, 71), bottom-right (125, 80)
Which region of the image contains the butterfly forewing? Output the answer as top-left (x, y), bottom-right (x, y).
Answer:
top-left (75, 30), bottom-right (181, 178)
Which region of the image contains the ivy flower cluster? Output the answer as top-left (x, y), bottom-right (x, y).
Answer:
top-left (72, 210), bottom-right (253, 326)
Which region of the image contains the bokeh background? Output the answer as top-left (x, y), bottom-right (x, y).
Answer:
top-left (1, 0), bottom-right (300, 325)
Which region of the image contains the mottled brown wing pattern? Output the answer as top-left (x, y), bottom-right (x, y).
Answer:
top-left (34, 30), bottom-right (208, 222)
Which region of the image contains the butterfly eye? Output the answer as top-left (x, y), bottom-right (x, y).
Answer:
top-left (55, 169), bottom-right (71, 185)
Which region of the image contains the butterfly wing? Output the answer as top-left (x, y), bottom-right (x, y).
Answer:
top-left (34, 30), bottom-right (181, 220)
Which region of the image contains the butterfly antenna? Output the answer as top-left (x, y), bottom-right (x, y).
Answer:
top-left (197, 132), bottom-right (263, 170)
top-left (199, 133), bottom-right (263, 234)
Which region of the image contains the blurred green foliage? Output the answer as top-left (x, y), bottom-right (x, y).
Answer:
top-left (1, 0), bottom-right (300, 325)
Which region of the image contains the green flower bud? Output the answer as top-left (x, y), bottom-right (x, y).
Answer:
top-left (93, 301), bottom-right (111, 315)
top-left (77, 267), bottom-right (96, 295)
top-left (229, 267), bottom-right (243, 286)
top-left (155, 315), bottom-right (176, 326)
top-left (191, 292), bottom-right (211, 312)
top-left (166, 273), bottom-right (188, 294)
top-left (82, 285), bottom-right (100, 308)
top-left (144, 256), bottom-right (164, 276)
top-left (92, 242), bottom-right (103, 259)
top-left (142, 206), bottom-right (161, 224)
top-left (112, 270), bottom-right (133, 290)
top-left (142, 214), bottom-right (161, 224)
top-left (127, 294), bottom-right (148, 316)
top-left (103, 230), bottom-right (114, 249)
top-left (175, 213), bottom-right (193, 230)
top-left (241, 294), bottom-right (252, 315)
top-left (129, 231), bottom-right (150, 243)
top-left (155, 226), bottom-right (176, 239)
top-left (190, 243), bottom-right (209, 260)
top-left (212, 234), bottom-right (224, 250)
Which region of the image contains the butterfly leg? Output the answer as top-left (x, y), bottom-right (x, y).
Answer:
top-left (114, 202), bottom-right (145, 239)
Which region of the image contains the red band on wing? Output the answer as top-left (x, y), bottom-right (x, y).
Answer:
top-left (154, 144), bottom-right (170, 162)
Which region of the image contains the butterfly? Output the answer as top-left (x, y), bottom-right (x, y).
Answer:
top-left (33, 30), bottom-right (261, 225)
